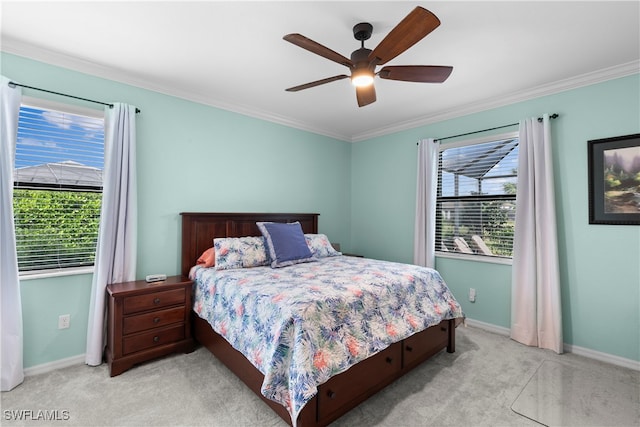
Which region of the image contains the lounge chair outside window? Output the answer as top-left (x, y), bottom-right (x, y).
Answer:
top-left (453, 237), bottom-right (473, 254)
top-left (471, 235), bottom-right (493, 255)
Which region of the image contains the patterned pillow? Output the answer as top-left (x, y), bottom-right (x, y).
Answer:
top-left (214, 236), bottom-right (269, 270)
top-left (305, 234), bottom-right (342, 258)
top-left (257, 221), bottom-right (316, 268)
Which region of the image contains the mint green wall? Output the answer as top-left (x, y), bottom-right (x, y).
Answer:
top-left (20, 274), bottom-right (92, 368)
top-left (2, 52), bottom-right (352, 368)
top-left (352, 74), bottom-right (640, 362)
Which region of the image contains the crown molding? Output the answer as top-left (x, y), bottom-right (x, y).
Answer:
top-left (1, 37), bottom-right (351, 142)
top-left (3, 37), bottom-right (637, 144)
top-left (351, 60), bottom-right (640, 142)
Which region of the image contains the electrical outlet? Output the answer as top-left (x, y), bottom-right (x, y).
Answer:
top-left (58, 314), bottom-right (70, 329)
top-left (468, 288), bottom-right (476, 303)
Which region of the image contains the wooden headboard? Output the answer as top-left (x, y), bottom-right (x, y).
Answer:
top-left (180, 212), bottom-right (319, 277)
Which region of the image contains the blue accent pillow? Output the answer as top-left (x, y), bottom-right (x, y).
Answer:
top-left (257, 221), bottom-right (316, 268)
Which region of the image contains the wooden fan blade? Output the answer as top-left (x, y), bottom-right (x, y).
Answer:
top-left (284, 34), bottom-right (353, 68)
top-left (378, 65), bottom-right (453, 83)
top-left (368, 7), bottom-right (441, 66)
top-left (356, 84), bottom-right (376, 107)
top-left (285, 75), bottom-right (349, 92)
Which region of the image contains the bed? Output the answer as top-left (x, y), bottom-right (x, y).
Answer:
top-left (180, 212), bottom-right (463, 427)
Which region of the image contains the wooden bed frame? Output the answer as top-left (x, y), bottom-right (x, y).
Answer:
top-left (181, 212), bottom-right (458, 427)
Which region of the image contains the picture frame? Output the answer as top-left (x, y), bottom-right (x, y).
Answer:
top-left (588, 133), bottom-right (640, 225)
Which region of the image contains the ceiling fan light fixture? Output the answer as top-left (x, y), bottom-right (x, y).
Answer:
top-left (351, 68), bottom-right (374, 87)
top-left (283, 7), bottom-right (452, 106)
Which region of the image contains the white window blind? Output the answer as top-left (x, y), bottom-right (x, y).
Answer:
top-left (436, 134), bottom-right (519, 258)
top-left (13, 103), bottom-right (104, 272)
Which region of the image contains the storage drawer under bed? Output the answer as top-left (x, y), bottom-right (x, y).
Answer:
top-left (403, 320), bottom-right (450, 369)
top-left (317, 342), bottom-right (402, 424)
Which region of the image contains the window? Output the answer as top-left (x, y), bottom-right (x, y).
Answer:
top-left (436, 132), bottom-right (518, 259)
top-left (13, 99), bottom-right (104, 273)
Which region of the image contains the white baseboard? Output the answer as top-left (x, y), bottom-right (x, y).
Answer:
top-left (564, 343), bottom-right (640, 371)
top-left (464, 317), bottom-right (640, 371)
top-left (24, 353), bottom-right (86, 377)
top-left (464, 318), bottom-right (511, 336)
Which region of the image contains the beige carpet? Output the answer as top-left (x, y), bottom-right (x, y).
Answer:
top-left (2, 326), bottom-right (638, 426)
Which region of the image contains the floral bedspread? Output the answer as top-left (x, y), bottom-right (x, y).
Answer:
top-left (191, 256), bottom-right (463, 423)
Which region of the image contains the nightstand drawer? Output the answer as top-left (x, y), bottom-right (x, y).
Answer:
top-left (123, 306), bottom-right (185, 335)
top-left (123, 288), bottom-right (185, 314)
top-left (123, 324), bottom-right (185, 355)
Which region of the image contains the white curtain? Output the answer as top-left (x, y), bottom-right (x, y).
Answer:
top-left (0, 77), bottom-right (24, 391)
top-left (511, 114), bottom-right (563, 354)
top-left (85, 103), bottom-right (137, 366)
top-left (413, 138), bottom-right (439, 268)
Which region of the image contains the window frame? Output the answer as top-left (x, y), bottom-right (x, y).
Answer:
top-left (434, 131), bottom-right (519, 265)
top-left (14, 97), bottom-right (105, 279)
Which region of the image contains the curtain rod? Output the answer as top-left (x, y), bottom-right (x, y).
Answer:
top-left (7, 82), bottom-right (141, 114)
top-left (417, 113), bottom-right (559, 144)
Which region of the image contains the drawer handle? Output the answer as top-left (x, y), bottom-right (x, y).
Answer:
top-left (153, 317), bottom-right (160, 324)
top-left (385, 357), bottom-right (393, 364)
top-left (327, 391), bottom-right (336, 399)
top-left (406, 345), bottom-right (413, 352)
top-left (153, 298), bottom-right (161, 305)
top-left (441, 326), bottom-right (447, 332)
top-left (153, 336), bottom-right (160, 343)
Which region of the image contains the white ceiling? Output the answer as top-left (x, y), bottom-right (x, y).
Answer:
top-left (2, 1), bottom-right (639, 142)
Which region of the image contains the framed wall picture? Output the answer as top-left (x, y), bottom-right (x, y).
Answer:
top-left (588, 133), bottom-right (640, 225)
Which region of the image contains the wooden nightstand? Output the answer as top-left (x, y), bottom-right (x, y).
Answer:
top-left (105, 275), bottom-right (195, 376)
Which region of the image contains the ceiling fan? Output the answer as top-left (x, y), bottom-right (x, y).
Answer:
top-left (283, 6), bottom-right (453, 107)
